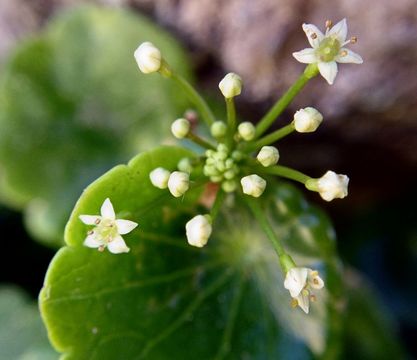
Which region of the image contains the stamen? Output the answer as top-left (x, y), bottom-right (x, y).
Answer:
top-left (310, 294), bottom-right (317, 302)
top-left (87, 230), bottom-right (94, 235)
top-left (325, 20), bottom-right (333, 29)
top-left (310, 271), bottom-right (318, 276)
top-left (98, 245), bottom-right (105, 252)
top-left (291, 298), bottom-right (298, 308)
top-left (310, 33), bottom-right (318, 40)
top-left (94, 218), bottom-right (101, 225)
top-left (350, 36), bottom-right (357, 44)
top-left (313, 278), bottom-right (320, 285)
top-left (340, 50), bottom-right (348, 57)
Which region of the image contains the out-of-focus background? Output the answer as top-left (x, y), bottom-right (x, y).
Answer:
top-left (0, 0), bottom-right (416, 358)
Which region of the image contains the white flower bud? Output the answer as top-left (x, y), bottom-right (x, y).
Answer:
top-left (219, 73), bottom-right (242, 99)
top-left (149, 167), bottom-right (171, 189)
top-left (171, 118), bottom-right (190, 139)
top-left (185, 214), bottom-right (212, 247)
top-left (306, 170), bottom-right (349, 201)
top-left (237, 122), bottom-right (255, 141)
top-left (210, 121), bottom-right (227, 138)
top-left (257, 146), bottom-right (280, 167)
top-left (134, 42), bottom-right (162, 74)
top-left (293, 107), bottom-right (323, 133)
top-left (167, 171), bottom-right (190, 197)
top-left (240, 174), bottom-right (266, 197)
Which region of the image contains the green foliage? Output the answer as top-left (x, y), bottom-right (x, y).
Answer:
top-left (40, 146), bottom-right (344, 359)
top-left (0, 287), bottom-right (56, 359)
top-left (0, 6), bottom-right (192, 246)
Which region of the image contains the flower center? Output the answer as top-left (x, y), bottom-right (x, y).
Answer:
top-left (316, 37), bottom-right (340, 62)
top-left (95, 218), bottom-right (118, 243)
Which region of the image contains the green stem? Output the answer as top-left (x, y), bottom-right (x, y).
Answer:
top-left (245, 123), bottom-right (295, 152)
top-left (254, 63), bottom-right (318, 138)
top-left (262, 165), bottom-right (311, 184)
top-left (187, 132), bottom-right (216, 150)
top-left (244, 197), bottom-right (285, 257)
top-left (210, 189), bottom-right (226, 221)
top-left (171, 73), bottom-right (216, 127)
top-left (226, 98), bottom-right (236, 148)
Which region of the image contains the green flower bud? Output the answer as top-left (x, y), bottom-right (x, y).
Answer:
top-left (257, 146), bottom-right (280, 167)
top-left (222, 180), bottom-right (238, 193)
top-left (210, 121), bottom-right (227, 138)
top-left (237, 122), bottom-right (256, 141)
top-left (177, 158), bottom-right (192, 173)
top-left (171, 118), bottom-right (190, 139)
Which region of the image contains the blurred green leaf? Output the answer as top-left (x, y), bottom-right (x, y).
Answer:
top-left (40, 146), bottom-right (345, 359)
top-left (0, 286), bottom-right (56, 359)
top-left (0, 5), bottom-right (193, 246)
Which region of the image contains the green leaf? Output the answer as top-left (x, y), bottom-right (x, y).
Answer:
top-left (40, 146), bottom-right (343, 359)
top-left (0, 5), bottom-right (193, 246)
top-left (0, 286), bottom-right (57, 359)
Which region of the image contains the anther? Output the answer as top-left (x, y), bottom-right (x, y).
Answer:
top-left (87, 230), bottom-right (94, 235)
top-left (291, 298), bottom-right (298, 308)
top-left (313, 278), bottom-right (320, 285)
top-left (350, 36), bottom-right (357, 44)
top-left (94, 218), bottom-right (101, 225)
top-left (310, 294), bottom-right (317, 302)
top-left (98, 245), bottom-right (105, 252)
top-left (310, 33), bottom-right (318, 40)
top-left (325, 20), bottom-right (333, 29)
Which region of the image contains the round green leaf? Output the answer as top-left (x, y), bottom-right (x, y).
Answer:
top-left (40, 146), bottom-right (343, 359)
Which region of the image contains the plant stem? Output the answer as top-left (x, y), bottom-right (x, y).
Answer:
top-left (226, 98), bottom-right (237, 148)
top-left (244, 197), bottom-right (284, 257)
top-left (210, 189), bottom-right (226, 221)
top-left (262, 165), bottom-right (311, 184)
top-left (245, 123), bottom-right (295, 152)
top-left (254, 63), bottom-right (318, 138)
top-left (187, 132), bottom-right (216, 150)
top-left (171, 73), bottom-right (216, 127)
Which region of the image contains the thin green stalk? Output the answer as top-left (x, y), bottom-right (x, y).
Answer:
top-left (245, 123), bottom-right (295, 152)
top-left (262, 165), bottom-right (311, 184)
top-left (187, 132), bottom-right (216, 150)
top-left (210, 189), bottom-right (226, 221)
top-left (171, 73), bottom-right (216, 127)
top-left (255, 63), bottom-right (318, 138)
top-left (226, 98), bottom-right (236, 148)
top-left (244, 197), bottom-right (284, 257)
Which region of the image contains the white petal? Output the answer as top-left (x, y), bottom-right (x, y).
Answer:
top-left (328, 18), bottom-right (348, 43)
top-left (284, 267), bottom-right (308, 297)
top-left (336, 48), bottom-right (363, 64)
top-left (296, 291), bottom-right (310, 314)
top-left (116, 219), bottom-right (138, 235)
top-left (100, 198), bottom-right (115, 220)
top-left (107, 236), bottom-right (130, 254)
top-left (302, 24), bottom-right (324, 48)
top-left (83, 234), bottom-right (103, 248)
top-left (318, 61), bottom-right (338, 85)
top-left (308, 270), bottom-right (325, 290)
top-left (79, 215), bottom-right (101, 225)
top-left (292, 48), bottom-right (317, 64)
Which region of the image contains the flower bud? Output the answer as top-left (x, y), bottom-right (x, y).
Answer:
top-left (237, 122), bottom-right (255, 141)
top-left (149, 167), bottom-right (171, 189)
top-left (293, 107), bottom-right (323, 133)
top-left (257, 146), bottom-right (280, 167)
top-left (240, 174), bottom-right (266, 197)
top-left (168, 171), bottom-right (190, 197)
top-left (185, 214), bottom-right (212, 247)
top-left (219, 73), bottom-right (242, 99)
top-left (222, 180), bottom-right (237, 193)
top-left (134, 42), bottom-right (162, 74)
top-left (306, 170), bottom-right (349, 201)
top-left (171, 118), bottom-right (190, 139)
top-left (210, 121), bottom-right (227, 138)
top-left (177, 158), bottom-right (192, 173)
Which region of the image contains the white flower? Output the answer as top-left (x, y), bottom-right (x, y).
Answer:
top-left (284, 267), bottom-right (324, 314)
top-left (218, 73), bottom-right (242, 99)
top-left (293, 107), bottom-right (323, 133)
top-left (171, 118), bottom-right (190, 139)
top-left (293, 19), bottom-right (363, 85)
top-left (257, 146), bottom-right (280, 167)
top-left (185, 214), bottom-right (212, 247)
top-left (167, 171), bottom-right (190, 197)
top-left (134, 42), bottom-right (162, 74)
top-left (317, 170), bottom-right (349, 201)
top-left (79, 198), bottom-right (138, 254)
top-left (240, 174), bottom-right (266, 197)
top-left (149, 167), bottom-right (171, 189)
top-left (237, 122), bottom-right (256, 141)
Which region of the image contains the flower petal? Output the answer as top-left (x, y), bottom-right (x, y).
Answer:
top-left (100, 198), bottom-right (115, 220)
top-left (318, 61), bottom-right (338, 85)
top-left (79, 215), bottom-right (101, 225)
top-left (336, 48), bottom-right (363, 64)
top-left (292, 48), bottom-right (317, 64)
top-left (83, 234), bottom-right (103, 248)
top-left (302, 23), bottom-right (324, 48)
top-left (296, 291), bottom-right (310, 314)
top-left (328, 18), bottom-right (348, 43)
top-left (116, 219), bottom-right (138, 235)
top-left (284, 267), bottom-right (308, 297)
top-left (107, 236), bottom-right (130, 254)
top-left (308, 270), bottom-right (325, 289)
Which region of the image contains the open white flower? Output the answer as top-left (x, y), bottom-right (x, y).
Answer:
top-left (79, 198), bottom-right (138, 254)
top-left (284, 267), bottom-right (324, 314)
top-left (293, 19), bottom-right (363, 85)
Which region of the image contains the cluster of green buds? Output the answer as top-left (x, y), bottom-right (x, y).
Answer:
top-left (130, 18), bottom-right (361, 314)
